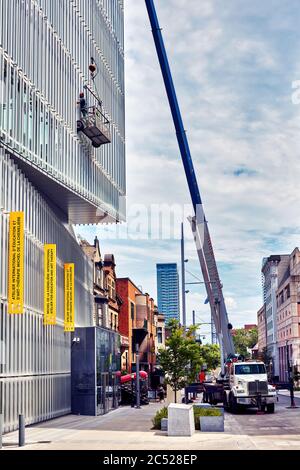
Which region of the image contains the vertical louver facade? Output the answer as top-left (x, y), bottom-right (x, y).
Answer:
top-left (0, 0), bottom-right (125, 223)
top-left (0, 0), bottom-right (125, 432)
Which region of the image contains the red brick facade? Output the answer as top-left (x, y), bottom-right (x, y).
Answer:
top-left (117, 278), bottom-right (142, 372)
top-left (117, 278), bottom-right (157, 373)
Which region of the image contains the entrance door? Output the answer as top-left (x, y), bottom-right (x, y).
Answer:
top-left (97, 372), bottom-right (109, 415)
top-left (111, 373), bottom-right (120, 409)
top-left (102, 372), bottom-right (109, 414)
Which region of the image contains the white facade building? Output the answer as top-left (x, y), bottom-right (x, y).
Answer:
top-left (262, 255), bottom-right (289, 377)
top-left (0, 0), bottom-right (125, 432)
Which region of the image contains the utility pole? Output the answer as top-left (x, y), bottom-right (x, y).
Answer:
top-left (192, 310), bottom-right (196, 340)
top-left (135, 343), bottom-right (141, 409)
top-left (286, 340), bottom-right (290, 383)
top-left (181, 222), bottom-right (186, 328)
top-left (286, 340), bottom-right (298, 409)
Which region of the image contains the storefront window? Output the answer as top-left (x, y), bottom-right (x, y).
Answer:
top-left (96, 328), bottom-right (121, 415)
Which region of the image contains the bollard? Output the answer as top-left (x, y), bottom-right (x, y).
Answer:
top-left (0, 414), bottom-right (3, 449)
top-left (131, 377), bottom-right (135, 407)
top-left (18, 414), bottom-right (25, 447)
top-left (290, 384), bottom-right (296, 407)
top-left (286, 380), bottom-right (299, 409)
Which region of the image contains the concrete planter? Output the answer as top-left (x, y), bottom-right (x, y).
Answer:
top-left (168, 403), bottom-right (195, 436)
top-left (193, 403), bottom-right (212, 409)
top-left (199, 414), bottom-right (224, 432)
top-left (161, 418), bottom-right (168, 431)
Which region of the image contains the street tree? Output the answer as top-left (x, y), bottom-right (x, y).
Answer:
top-left (232, 327), bottom-right (258, 358)
top-left (157, 319), bottom-right (202, 402)
top-left (199, 343), bottom-right (221, 371)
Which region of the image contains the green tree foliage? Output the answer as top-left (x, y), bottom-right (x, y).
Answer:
top-left (232, 327), bottom-right (258, 358)
top-left (199, 343), bottom-right (221, 370)
top-left (158, 319), bottom-right (202, 402)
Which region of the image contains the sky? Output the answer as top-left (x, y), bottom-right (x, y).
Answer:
top-left (76, 0), bottom-right (300, 334)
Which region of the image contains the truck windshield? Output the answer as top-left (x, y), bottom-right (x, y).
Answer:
top-left (235, 364), bottom-right (266, 375)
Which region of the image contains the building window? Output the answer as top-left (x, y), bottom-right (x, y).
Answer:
top-left (97, 306), bottom-right (103, 326)
top-left (107, 277), bottom-right (116, 300)
top-left (157, 327), bottom-right (163, 344)
top-left (130, 301), bottom-right (135, 322)
top-left (286, 284), bottom-right (290, 299)
top-left (96, 266), bottom-right (103, 288)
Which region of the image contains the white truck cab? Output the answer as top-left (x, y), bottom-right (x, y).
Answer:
top-left (224, 361), bottom-right (277, 413)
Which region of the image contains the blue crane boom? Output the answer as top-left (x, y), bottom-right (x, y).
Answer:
top-left (145, 0), bottom-right (235, 367)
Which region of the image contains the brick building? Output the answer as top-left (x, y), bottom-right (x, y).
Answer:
top-left (117, 278), bottom-right (157, 374)
top-left (155, 307), bottom-right (166, 354)
top-left (80, 237), bottom-right (106, 326)
top-left (231, 324), bottom-right (257, 336)
top-left (116, 278), bottom-right (142, 372)
top-left (276, 248), bottom-right (300, 381)
top-left (261, 254), bottom-right (290, 377)
top-left (103, 254), bottom-right (121, 332)
top-left (80, 238), bottom-right (122, 331)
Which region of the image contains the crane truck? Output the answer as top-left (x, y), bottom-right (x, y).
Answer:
top-left (203, 360), bottom-right (277, 413)
top-left (145, 0), bottom-right (276, 412)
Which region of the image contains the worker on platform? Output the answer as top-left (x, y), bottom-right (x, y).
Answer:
top-left (78, 92), bottom-right (88, 118)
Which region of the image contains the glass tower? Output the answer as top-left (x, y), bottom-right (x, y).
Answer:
top-left (156, 263), bottom-right (180, 325)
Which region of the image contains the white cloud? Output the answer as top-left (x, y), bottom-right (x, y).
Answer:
top-left (76, 0), bottom-right (300, 329)
top-left (225, 296), bottom-right (238, 310)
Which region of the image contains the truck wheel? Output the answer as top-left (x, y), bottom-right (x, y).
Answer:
top-left (266, 403), bottom-right (275, 413)
top-left (229, 393), bottom-right (238, 414)
top-left (209, 395), bottom-right (215, 405)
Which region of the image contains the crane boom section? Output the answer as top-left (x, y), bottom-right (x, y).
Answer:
top-left (145, 0), bottom-right (235, 359)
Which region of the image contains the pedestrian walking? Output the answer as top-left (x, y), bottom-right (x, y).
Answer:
top-left (157, 385), bottom-right (165, 402)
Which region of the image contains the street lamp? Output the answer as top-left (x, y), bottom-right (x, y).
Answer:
top-left (181, 223), bottom-right (187, 328)
top-left (135, 343), bottom-right (141, 409)
top-left (131, 373), bottom-right (135, 408)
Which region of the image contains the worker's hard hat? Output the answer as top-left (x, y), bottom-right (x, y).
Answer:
top-left (79, 92), bottom-right (84, 98)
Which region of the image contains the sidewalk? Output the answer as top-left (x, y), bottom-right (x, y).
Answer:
top-left (2, 395), bottom-right (300, 450)
top-left (278, 390), bottom-right (300, 398)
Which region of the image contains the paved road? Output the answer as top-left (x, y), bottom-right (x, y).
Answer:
top-left (2, 394), bottom-right (300, 450)
top-left (224, 393), bottom-right (300, 449)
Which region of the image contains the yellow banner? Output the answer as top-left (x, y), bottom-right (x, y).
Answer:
top-left (8, 212), bottom-right (24, 314)
top-left (44, 244), bottom-right (57, 325)
top-left (64, 263), bottom-right (75, 332)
